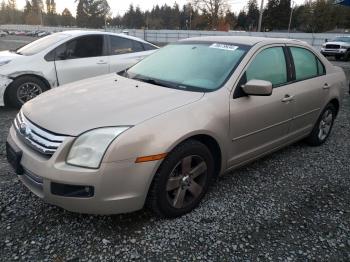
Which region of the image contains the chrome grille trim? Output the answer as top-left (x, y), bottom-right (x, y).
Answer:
top-left (14, 111), bottom-right (67, 156)
top-left (325, 44), bottom-right (340, 49)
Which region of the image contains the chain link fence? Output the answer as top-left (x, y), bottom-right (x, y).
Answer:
top-left (1, 24), bottom-right (349, 50)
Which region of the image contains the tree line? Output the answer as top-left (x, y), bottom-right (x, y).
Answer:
top-left (0, 0), bottom-right (350, 33)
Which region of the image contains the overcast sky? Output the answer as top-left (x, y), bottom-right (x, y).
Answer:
top-left (15, 0), bottom-right (306, 16)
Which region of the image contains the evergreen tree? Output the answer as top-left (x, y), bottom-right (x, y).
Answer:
top-left (237, 10), bottom-right (247, 30)
top-left (0, 1), bottom-right (7, 24)
top-left (46, 0), bottom-right (57, 25)
top-left (61, 8), bottom-right (75, 26)
top-left (264, 0), bottom-right (291, 31)
top-left (75, 0), bottom-right (110, 28)
top-left (246, 0), bottom-right (259, 31)
top-left (76, 0), bottom-right (89, 27)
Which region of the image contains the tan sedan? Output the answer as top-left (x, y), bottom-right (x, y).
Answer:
top-left (6, 36), bottom-right (347, 217)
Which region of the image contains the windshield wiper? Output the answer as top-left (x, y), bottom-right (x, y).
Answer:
top-left (132, 76), bottom-right (177, 89)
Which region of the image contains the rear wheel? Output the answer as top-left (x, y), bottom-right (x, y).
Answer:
top-left (306, 104), bottom-right (336, 146)
top-left (147, 140), bottom-right (214, 218)
top-left (6, 76), bottom-right (49, 108)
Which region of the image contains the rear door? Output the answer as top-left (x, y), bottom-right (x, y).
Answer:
top-left (55, 35), bottom-right (109, 85)
top-left (107, 35), bottom-right (157, 73)
top-left (286, 46), bottom-right (327, 138)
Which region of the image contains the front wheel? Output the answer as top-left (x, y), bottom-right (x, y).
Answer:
top-left (306, 104), bottom-right (336, 146)
top-left (147, 140), bottom-right (215, 218)
top-left (6, 76), bottom-right (49, 108)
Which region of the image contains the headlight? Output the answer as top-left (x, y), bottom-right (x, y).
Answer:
top-left (66, 127), bottom-right (131, 169)
top-left (341, 46), bottom-right (348, 49)
top-left (0, 60), bottom-right (11, 66)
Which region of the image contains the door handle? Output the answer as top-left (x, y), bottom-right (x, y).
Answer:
top-left (97, 60), bottom-right (107, 65)
top-left (323, 83), bottom-right (330, 90)
top-left (281, 94), bottom-right (294, 103)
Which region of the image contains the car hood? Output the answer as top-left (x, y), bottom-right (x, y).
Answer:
top-left (324, 41), bottom-right (350, 47)
top-left (23, 74), bottom-right (204, 136)
top-left (0, 50), bottom-right (22, 62)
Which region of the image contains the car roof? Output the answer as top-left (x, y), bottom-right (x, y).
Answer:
top-left (180, 36), bottom-right (306, 46)
top-left (56, 30), bottom-right (155, 45)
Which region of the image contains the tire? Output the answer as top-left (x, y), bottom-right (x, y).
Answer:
top-left (306, 103), bottom-right (336, 146)
top-left (147, 140), bottom-right (215, 218)
top-left (6, 76), bottom-right (49, 109)
top-left (335, 55), bottom-right (341, 61)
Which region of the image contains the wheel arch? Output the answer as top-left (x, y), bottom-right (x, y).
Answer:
top-left (166, 133), bottom-right (224, 178)
top-left (4, 73), bottom-right (51, 106)
top-left (328, 98), bottom-right (340, 117)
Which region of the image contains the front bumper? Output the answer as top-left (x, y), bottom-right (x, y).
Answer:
top-left (0, 75), bottom-right (13, 106)
top-left (321, 48), bottom-right (348, 56)
top-left (6, 126), bottom-right (159, 215)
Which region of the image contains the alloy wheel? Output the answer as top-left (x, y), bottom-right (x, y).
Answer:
top-left (166, 155), bottom-right (208, 209)
top-left (318, 109), bottom-right (333, 141)
top-left (16, 82), bottom-right (43, 104)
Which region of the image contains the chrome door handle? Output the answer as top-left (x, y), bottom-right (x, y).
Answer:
top-left (282, 94), bottom-right (294, 102)
top-left (323, 83), bottom-right (330, 90)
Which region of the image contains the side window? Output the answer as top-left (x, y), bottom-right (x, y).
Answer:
top-left (143, 43), bottom-right (157, 51)
top-left (56, 35), bottom-right (104, 60)
top-left (290, 47), bottom-right (320, 81)
top-left (245, 47), bottom-right (287, 87)
top-left (110, 36), bottom-right (144, 55)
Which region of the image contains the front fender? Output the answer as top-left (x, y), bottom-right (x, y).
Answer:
top-left (0, 75), bottom-right (13, 106)
top-left (103, 90), bottom-right (230, 173)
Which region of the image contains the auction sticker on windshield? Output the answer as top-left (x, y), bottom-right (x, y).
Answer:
top-left (209, 43), bottom-right (239, 51)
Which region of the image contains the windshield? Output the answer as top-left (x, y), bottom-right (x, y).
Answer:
top-left (16, 33), bottom-right (70, 56)
top-left (126, 42), bottom-right (249, 92)
top-left (332, 37), bottom-right (350, 42)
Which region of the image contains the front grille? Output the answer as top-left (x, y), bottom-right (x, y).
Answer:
top-left (13, 111), bottom-right (67, 156)
top-left (326, 44), bottom-right (340, 49)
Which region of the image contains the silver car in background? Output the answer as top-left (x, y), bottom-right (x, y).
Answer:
top-left (6, 36), bottom-right (346, 218)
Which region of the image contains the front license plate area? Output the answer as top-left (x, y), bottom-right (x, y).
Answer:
top-left (6, 142), bottom-right (24, 175)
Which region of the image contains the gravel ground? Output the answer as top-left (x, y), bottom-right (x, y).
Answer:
top-left (0, 96), bottom-right (349, 261)
top-left (0, 36), bottom-right (350, 261)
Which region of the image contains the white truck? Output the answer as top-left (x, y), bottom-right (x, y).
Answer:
top-left (321, 36), bottom-right (350, 61)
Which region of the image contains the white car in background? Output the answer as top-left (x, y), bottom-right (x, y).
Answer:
top-left (0, 30), bottom-right (158, 108)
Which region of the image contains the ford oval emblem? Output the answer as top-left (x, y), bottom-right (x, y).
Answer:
top-left (19, 122), bottom-right (31, 137)
top-left (19, 123), bottom-right (27, 135)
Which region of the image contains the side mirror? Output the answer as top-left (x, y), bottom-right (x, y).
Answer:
top-left (242, 79), bottom-right (273, 96)
top-left (325, 38), bottom-right (328, 43)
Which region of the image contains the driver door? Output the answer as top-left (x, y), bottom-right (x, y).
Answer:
top-left (228, 46), bottom-right (294, 167)
top-left (54, 35), bottom-right (109, 85)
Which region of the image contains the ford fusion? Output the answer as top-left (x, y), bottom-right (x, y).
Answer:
top-left (6, 36), bottom-right (346, 218)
